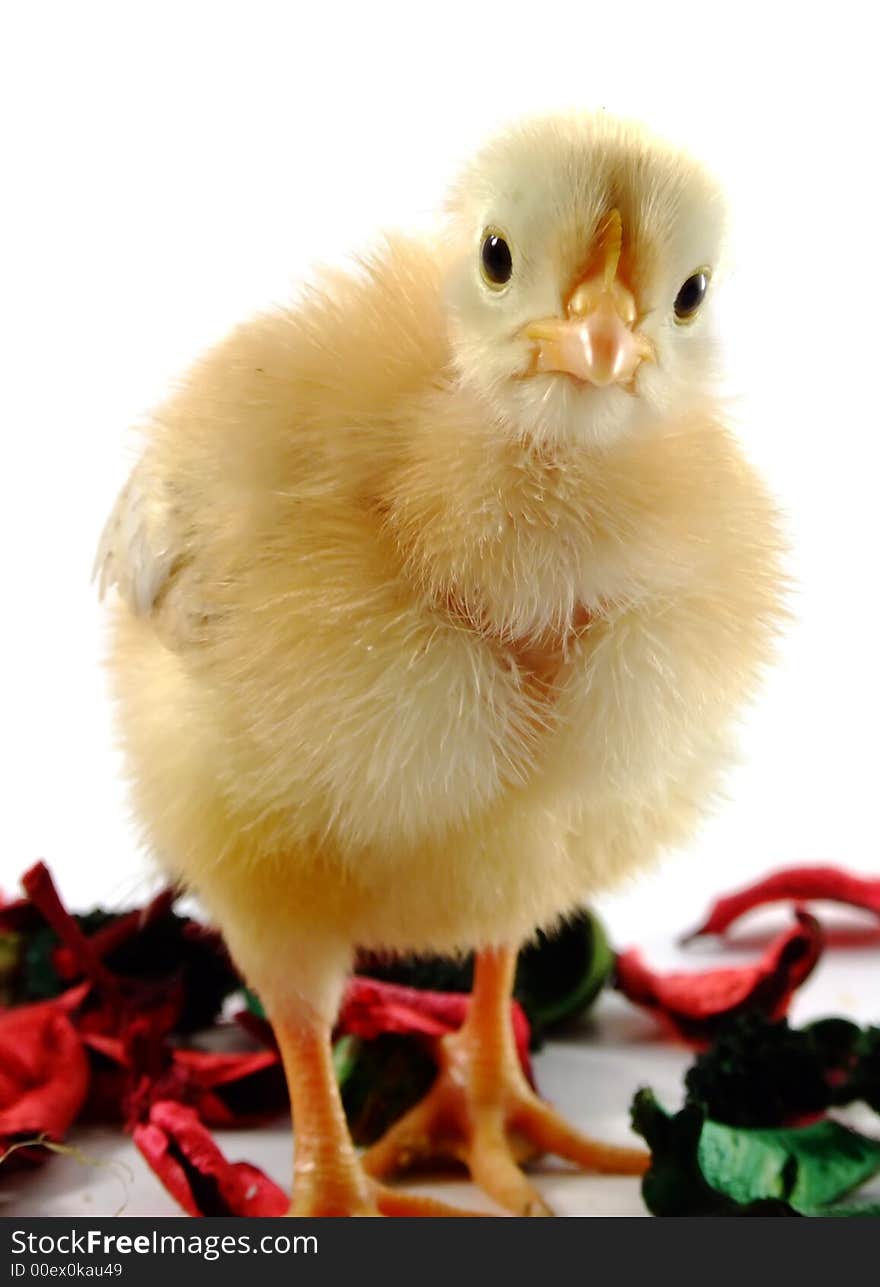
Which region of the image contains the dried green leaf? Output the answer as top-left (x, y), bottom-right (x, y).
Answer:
top-left (698, 1117), bottom-right (880, 1213)
top-left (632, 1088), bottom-right (880, 1217)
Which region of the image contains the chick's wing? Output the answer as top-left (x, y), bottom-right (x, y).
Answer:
top-left (94, 456), bottom-right (218, 648)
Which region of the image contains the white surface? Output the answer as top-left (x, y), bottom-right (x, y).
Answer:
top-left (2, 926), bottom-right (877, 1217)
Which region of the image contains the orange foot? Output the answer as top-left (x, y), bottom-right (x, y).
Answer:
top-left (275, 1008), bottom-right (483, 1217)
top-left (291, 1174), bottom-right (481, 1217)
top-left (361, 950), bottom-right (648, 1216)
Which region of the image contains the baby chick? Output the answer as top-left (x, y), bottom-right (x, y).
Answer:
top-left (96, 112), bottom-right (785, 1216)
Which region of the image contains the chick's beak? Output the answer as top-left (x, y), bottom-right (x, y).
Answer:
top-left (524, 210), bottom-right (654, 387)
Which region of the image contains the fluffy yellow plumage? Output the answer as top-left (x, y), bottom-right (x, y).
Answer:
top-left (97, 112), bottom-right (785, 1215)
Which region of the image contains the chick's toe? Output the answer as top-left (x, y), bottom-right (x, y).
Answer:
top-left (361, 948), bottom-right (647, 1216)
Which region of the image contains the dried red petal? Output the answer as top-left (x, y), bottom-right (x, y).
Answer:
top-left (338, 976), bottom-right (533, 1082)
top-left (340, 977), bottom-right (470, 1039)
top-left (0, 998), bottom-right (90, 1155)
top-left (53, 889), bottom-right (177, 980)
top-left (682, 865), bottom-right (880, 941)
top-left (20, 862), bottom-right (119, 997)
top-left (0, 893), bottom-right (37, 934)
top-left (133, 1100), bottom-right (286, 1216)
top-left (171, 1049), bottom-right (286, 1127)
top-left (80, 1033), bottom-right (286, 1129)
top-left (615, 912), bottom-right (823, 1044)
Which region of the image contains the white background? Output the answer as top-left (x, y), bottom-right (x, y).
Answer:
top-left (2, 0), bottom-right (878, 951)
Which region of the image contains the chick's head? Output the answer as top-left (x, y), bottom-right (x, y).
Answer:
top-left (443, 113), bottom-right (726, 449)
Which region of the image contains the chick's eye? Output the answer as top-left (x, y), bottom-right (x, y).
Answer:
top-left (674, 270), bottom-right (710, 322)
top-left (480, 231), bottom-right (513, 288)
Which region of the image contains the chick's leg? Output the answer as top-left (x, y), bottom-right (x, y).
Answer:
top-left (273, 1001), bottom-right (475, 1217)
top-left (362, 946), bottom-right (647, 1215)
top-left (276, 1007), bottom-right (372, 1216)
